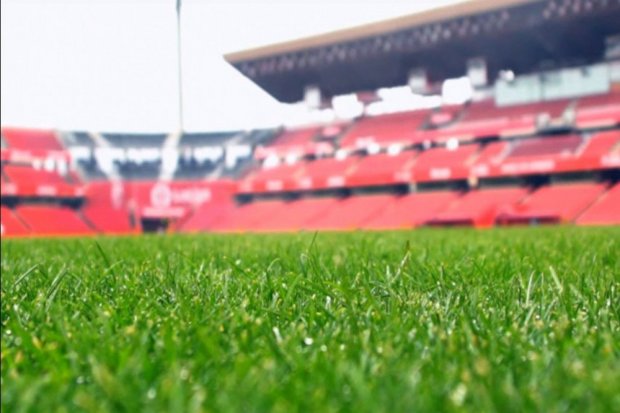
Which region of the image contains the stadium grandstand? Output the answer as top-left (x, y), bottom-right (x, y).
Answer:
top-left (1, 0), bottom-right (619, 237)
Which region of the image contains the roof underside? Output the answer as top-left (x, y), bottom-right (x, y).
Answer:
top-left (225, 0), bottom-right (620, 103)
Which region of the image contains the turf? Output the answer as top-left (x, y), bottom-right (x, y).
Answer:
top-left (1, 227), bottom-right (619, 412)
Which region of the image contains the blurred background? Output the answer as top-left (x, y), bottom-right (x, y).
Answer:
top-left (1, 0), bottom-right (466, 131)
top-left (1, 0), bottom-right (619, 237)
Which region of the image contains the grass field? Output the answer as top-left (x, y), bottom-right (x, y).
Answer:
top-left (2, 227), bottom-right (619, 412)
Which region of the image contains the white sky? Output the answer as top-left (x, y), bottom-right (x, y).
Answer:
top-left (1, 0), bottom-right (465, 133)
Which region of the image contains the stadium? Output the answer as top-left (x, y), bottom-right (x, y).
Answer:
top-left (2, 0), bottom-right (619, 411)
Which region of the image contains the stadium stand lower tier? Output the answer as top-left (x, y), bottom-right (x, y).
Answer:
top-left (0, 206), bottom-right (30, 236)
top-left (427, 187), bottom-right (529, 227)
top-left (15, 205), bottom-right (94, 236)
top-left (208, 200), bottom-right (288, 232)
top-left (575, 184), bottom-right (620, 226)
top-left (304, 194), bottom-right (397, 231)
top-left (177, 201), bottom-right (236, 232)
top-left (496, 183), bottom-right (607, 225)
top-left (82, 205), bottom-right (135, 234)
top-left (251, 197), bottom-right (339, 232)
top-left (175, 180), bottom-right (618, 233)
top-left (363, 191), bottom-right (461, 230)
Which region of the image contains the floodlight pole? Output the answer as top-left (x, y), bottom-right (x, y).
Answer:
top-left (176, 0), bottom-right (184, 132)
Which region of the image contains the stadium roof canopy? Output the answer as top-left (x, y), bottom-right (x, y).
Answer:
top-left (224, 0), bottom-right (620, 103)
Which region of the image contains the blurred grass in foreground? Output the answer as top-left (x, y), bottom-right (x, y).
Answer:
top-left (1, 227), bottom-right (619, 412)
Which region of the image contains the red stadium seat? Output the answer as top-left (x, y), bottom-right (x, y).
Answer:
top-left (4, 164), bottom-right (68, 186)
top-left (240, 162), bottom-right (306, 193)
top-left (2, 164), bottom-right (79, 198)
top-left (294, 157), bottom-right (359, 190)
top-left (443, 99), bottom-right (572, 140)
top-left (254, 127), bottom-right (334, 159)
top-left (340, 110), bottom-right (429, 150)
top-left (428, 187), bottom-right (528, 227)
top-left (16, 205), bottom-right (94, 236)
top-left (82, 181), bottom-right (131, 236)
top-left (575, 91), bottom-right (620, 129)
top-left (1, 127), bottom-right (63, 152)
top-left (253, 197), bottom-right (339, 232)
top-left (507, 135), bottom-right (582, 158)
top-left (411, 144), bottom-right (479, 182)
top-left (363, 191), bottom-right (461, 230)
top-left (496, 183), bottom-right (607, 225)
top-left (580, 130), bottom-right (620, 169)
top-left (179, 201), bottom-right (236, 232)
top-left (469, 141), bottom-right (510, 175)
top-left (576, 184), bottom-right (620, 226)
top-left (305, 194), bottom-right (396, 231)
top-left (471, 134), bottom-right (616, 178)
top-left (345, 151), bottom-right (417, 187)
top-left (1, 206), bottom-right (30, 236)
top-left (209, 200), bottom-right (288, 232)
top-left (82, 205), bottom-right (134, 234)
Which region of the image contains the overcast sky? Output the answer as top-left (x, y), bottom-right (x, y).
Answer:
top-left (1, 0), bottom-right (465, 133)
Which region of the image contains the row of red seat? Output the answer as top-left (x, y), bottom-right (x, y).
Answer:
top-left (0, 179), bottom-right (242, 237)
top-left (0, 203), bottom-right (136, 237)
top-left (240, 130), bottom-right (620, 193)
top-left (2, 181), bottom-right (617, 237)
top-left (1, 164), bottom-right (84, 198)
top-left (1, 128), bottom-right (64, 155)
top-left (254, 127), bottom-right (337, 160)
top-left (1, 130), bottom-right (82, 199)
top-left (473, 130), bottom-right (620, 179)
top-left (181, 182), bottom-right (619, 233)
top-left (2, 91), bottom-right (619, 237)
top-left (2, 91), bottom-right (617, 164)
top-left (0, 164), bottom-right (133, 236)
top-left (254, 91), bottom-right (620, 157)
top-left (1, 129), bottom-right (100, 237)
top-left (1, 205), bottom-right (92, 237)
top-left (0, 206), bottom-right (30, 236)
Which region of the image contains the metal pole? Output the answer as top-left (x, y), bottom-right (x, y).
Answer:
top-left (176, 0), bottom-right (184, 132)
